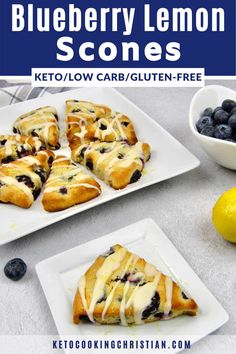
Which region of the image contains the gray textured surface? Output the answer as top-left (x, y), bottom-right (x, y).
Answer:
top-left (1, 81), bottom-right (236, 352)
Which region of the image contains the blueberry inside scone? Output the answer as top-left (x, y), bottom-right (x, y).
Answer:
top-left (0, 150), bottom-right (54, 208)
top-left (73, 244), bottom-right (198, 325)
top-left (13, 106), bottom-right (60, 150)
top-left (42, 155), bottom-right (101, 212)
top-left (0, 134), bottom-right (45, 164)
top-left (71, 141), bottom-right (150, 189)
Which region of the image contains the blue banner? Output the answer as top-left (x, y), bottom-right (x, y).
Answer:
top-left (0, 0), bottom-right (235, 76)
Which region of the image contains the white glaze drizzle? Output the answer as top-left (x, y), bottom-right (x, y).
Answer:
top-left (163, 277), bottom-right (173, 315)
top-left (86, 247), bottom-right (127, 322)
top-left (101, 253), bottom-right (139, 321)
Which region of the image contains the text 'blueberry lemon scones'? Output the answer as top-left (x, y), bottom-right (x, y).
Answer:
top-left (42, 156), bottom-right (101, 212)
top-left (13, 106), bottom-right (60, 149)
top-left (66, 100), bottom-right (137, 145)
top-left (70, 141), bottom-right (150, 189)
top-left (0, 150), bottom-right (54, 208)
top-left (0, 134), bottom-right (45, 164)
top-left (73, 244), bottom-right (198, 325)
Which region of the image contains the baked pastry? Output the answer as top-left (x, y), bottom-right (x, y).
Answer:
top-left (66, 100), bottom-right (137, 145)
top-left (70, 141), bottom-right (150, 189)
top-left (0, 150), bottom-right (54, 208)
top-left (66, 100), bottom-right (111, 143)
top-left (73, 244), bottom-right (198, 325)
top-left (13, 106), bottom-right (60, 149)
top-left (42, 156), bottom-right (101, 212)
top-left (0, 134), bottom-right (45, 164)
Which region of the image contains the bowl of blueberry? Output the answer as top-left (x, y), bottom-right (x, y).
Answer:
top-left (189, 85), bottom-right (236, 170)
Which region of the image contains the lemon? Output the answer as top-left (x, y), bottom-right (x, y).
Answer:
top-left (212, 187), bottom-right (236, 243)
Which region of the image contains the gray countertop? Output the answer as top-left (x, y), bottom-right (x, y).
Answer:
top-left (1, 81), bottom-right (236, 353)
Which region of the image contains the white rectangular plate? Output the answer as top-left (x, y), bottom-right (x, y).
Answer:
top-left (0, 88), bottom-right (199, 245)
top-left (36, 219), bottom-right (228, 349)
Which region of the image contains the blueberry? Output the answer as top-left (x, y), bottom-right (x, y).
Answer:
top-left (99, 123), bottom-right (107, 131)
top-left (230, 106), bottom-right (236, 116)
top-left (4, 258), bottom-right (27, 281)
top-left (130, 170), bottom-right (142, 184)
top-left (80, 147), bottom-right (87, 159)
top-left (222, 99), bottom-right (236, 113)
top-left (228, 114), bottom-right (236, 130)
top-left (142, 292), bottom-right (160, 320)
top-left (214, 124), bottom-right (232, 140)
top-left (182, 292), bottom-right (189, 300)
top-left (214, 109), bottom-right (229, 124)
top-left (2, 156), bottom-right (14, 163)
top-left (48, 156), bottom-right (54, 166)
top-left (99, 148), bottom-right (107, 154)
top-left (86, 159), bottom-right (93, 171)
top-left (32, 188), bottom-right (41, 200)
top-left (201, 107), bottom-right (213, 117)
top-left (0, 139), bottom-right (7, 146)
top-left (200, 126), bottom-right (215, 137)
top-left (117, 153), bottom-right (124, 159)
top-left (35, 168), bottom-right (47, 183)
top-left (196, 116), bottom-right (214, 132)
top-left (16, 175), bottom-right (34, 189)
top-left (31, 130), bottom-right (38, 137)
top-left (59, 187), bottom-right (67, 195)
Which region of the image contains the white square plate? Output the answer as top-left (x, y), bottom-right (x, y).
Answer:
top-left (0, 88), bottom-right (199, 245)
top-left (36, 219), bottom-right (228, 348)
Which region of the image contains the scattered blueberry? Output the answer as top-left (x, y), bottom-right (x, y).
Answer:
top-left (214, 124), bottom-right (232, 140)
top-left (4, 258), bottom-right (27, 281)
top-left (214, 109), bottom-right (229, 124)
top-left (222, 99), bottom-right (236, 113)
top-left (200, 126), bottom-right (215, 137)
top-left (201, 107), bottom-right (213, 117)
top-left (228, 114), bottom-right (236, 130)
top-left (196, 116), bottom-right (214, 132)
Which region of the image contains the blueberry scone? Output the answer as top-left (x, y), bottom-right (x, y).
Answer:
top-left (0, 150), bottom-right (54, 208)
top-left (13, 106), bottom-right (60, 149)
top-left (73, 244), bottom-right (198, 325)
top-left (66, 100), bottom-right (111, 143)
top-left (42, 156), bottom-right (101, 212)
top-left (70, 141), bottom-right (150, 189)
top-left (0, 134), bottom-right (45, 164)
top-left (66, 100), bottom-right (137, 145)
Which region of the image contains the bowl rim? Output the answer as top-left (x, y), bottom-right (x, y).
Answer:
top-left (189, 84), bottom-right (236, 148)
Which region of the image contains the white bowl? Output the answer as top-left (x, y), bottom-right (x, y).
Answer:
top-left (189, 84), bottom-right (236, 170)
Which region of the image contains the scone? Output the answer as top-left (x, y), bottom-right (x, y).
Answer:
top-left (13, 106), bottom-right (60, 149)
top-left (42, 156), bottom-right (101, 212)
top-left (73, 244), bottom-right (198, 325)
top-left (66, 100), bottom-right (137, 145)
top-left (0, 134), bottom-right (45, 164)
top-left (70, 141), bottom-right (150, 189)
top-left (0, 150), bottom-right (54, 208)
top-left (66, 100), bottom-right (111, 143)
